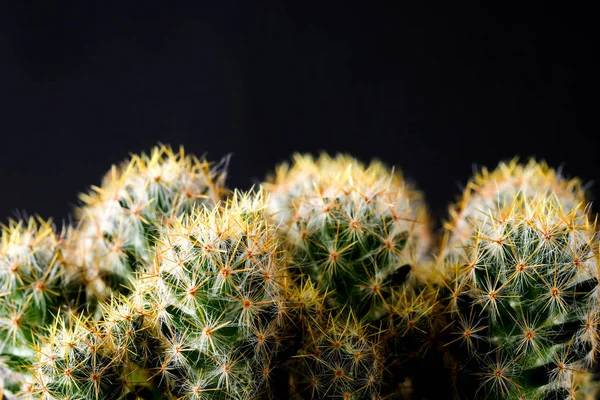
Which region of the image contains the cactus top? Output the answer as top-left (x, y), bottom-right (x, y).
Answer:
top-left (445, 158), bottom-right (587, 254)
top-left (70, 144), bottom-right (228, 300)
top-left (443, 193), bottom-right (599, 399)
top-left (265, 153), bottom-right (432, 320)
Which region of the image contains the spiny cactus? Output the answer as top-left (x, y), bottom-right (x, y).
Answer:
top-left (0, 217), bottom-right (86, 397)
top-left (265, 153), bottom-right (433, 322)
top-left (70, 144), bottom-right (228, 303)
top-left (137, 190), bottom-right (289, 399)
top-left (289, 311), bottom-right (385, 400)
top-left (445, 158), bottom-right (587, 255)
top-left (99, 288), bottom-right (162, 399)
top-left (381, 284), bottom-right (452, 399)
top-left (441, 193), bottom-right (599, 399)
top-left (23, 314), bottom-right (126, 400)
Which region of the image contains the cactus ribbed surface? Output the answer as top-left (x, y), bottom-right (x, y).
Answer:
top-left (72, 144), bottom-right (227, 303)
top-left (442, 193), bottom-right (599, 399)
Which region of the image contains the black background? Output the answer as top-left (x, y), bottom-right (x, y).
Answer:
top-left (1, 3), bottom-right (597, 228)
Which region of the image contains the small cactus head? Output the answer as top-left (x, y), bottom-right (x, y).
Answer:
top-left (0, 217), bottom-right (87, 393)
top-left (289, 311), bottom-right (385, 400)
top-left (24, 315), bottom-right (125, 400)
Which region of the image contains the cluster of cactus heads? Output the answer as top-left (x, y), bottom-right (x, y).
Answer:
top-left (1, 145), bottom-right (598, 399)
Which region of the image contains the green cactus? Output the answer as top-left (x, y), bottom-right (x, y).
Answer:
top-left (0, 217), bottom-right (87, 397)
top-left (70, 144), bottom-right (227, 303)
top-left (136, 190), bottom-right (289, 399)
top-left (22, 314), bottom-right (126, 400)
top-left (441, 193), bottom-right (599, 399)
top-left (265, 153), bottom-right (433, 322)
top-left (289, 311), bottom-right (385, 400)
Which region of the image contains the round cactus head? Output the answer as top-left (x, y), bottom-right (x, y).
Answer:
top-left (71, 144), bottom-right (228, 302)
top-left (442, 192), bottom-right (599, 399)
top-left (23, 315), bottom-right (125, 400)
top-left (290, 311), bottom-right (385, 400)
top-left (265, 153), bottom-right (433, 321)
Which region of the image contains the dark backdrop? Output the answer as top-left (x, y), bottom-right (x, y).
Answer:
top-left (1, 3), bottom-right (597, 228)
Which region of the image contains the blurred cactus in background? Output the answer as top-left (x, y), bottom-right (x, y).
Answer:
top-left (1, 146), bottom-right (598, 400)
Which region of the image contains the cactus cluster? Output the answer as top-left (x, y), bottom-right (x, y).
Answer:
top-left (1, 144), bottom-right (598, 400)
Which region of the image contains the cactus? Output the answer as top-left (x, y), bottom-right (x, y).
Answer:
top-left (0, 217), bottom-right (87, 397)
top-left (265, 153), bottom-right (433, 322)
top-left (136, 190), bottom-right (288, 399)
top-left (381, 284), bottom-right (453, 399)
top-left (445, 158), bottom-right (587, 255)
top-left (441, 192), bottom-right (599, 399)
top-left (23, 314), bottom-right (126, 400)
top-left (289, 311), bottom-right (385, 400)
top-left (71, 144), bottom-right (227, 303)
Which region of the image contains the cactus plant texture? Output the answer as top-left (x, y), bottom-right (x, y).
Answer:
top-left (71, 144), bottom-right (227, 303)
top-left (442, 192), bottom-right (599, 399)
top-left (0, 217), bottom-right (86, 397)
top-left (265, 153), bottom-right (433, 322)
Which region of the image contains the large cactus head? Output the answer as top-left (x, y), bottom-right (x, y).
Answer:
top-left (442, 192), bottom-right (599, 399)
top-left (71, 144), bottom-right (228, 302)
top-left (265, 153), bottom-right (433, 321)
top-left (140, 190), bottom-right (289, 399)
